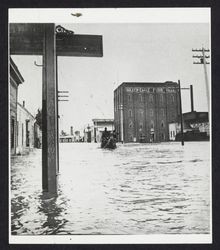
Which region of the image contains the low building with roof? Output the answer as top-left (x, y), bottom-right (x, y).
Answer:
top-left (92, 119), bottom-right (114, 143)
top-left (169, 111), bottom-right (209, 141)
top-left (10, 58), bottom-right (24, 155)
top-left (16, 101), bottom-right (41, 154)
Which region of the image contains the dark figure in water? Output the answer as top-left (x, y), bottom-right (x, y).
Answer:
top-left (102, 127), bottom-right (110, 139)
top-left (101, 128), bottom-right (116, 149)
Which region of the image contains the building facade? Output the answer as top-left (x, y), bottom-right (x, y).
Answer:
top-left (114, 82), bottom-right (180, 143)
top-left (83, 125), bottom-right (92, 143)
top-left (59, 135), bottom-right (74, 143)
top-left (92, 119), bottom-right (114, 142)
top-left (169, 111), bottom-right (209, 141)
top-left (16, 102), bottom-right (38, 155)
top-left (10, 58), bottom-right (24, 155)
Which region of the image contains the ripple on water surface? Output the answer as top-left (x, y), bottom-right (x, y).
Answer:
top-left (11, 142), bottom-right (210, 235)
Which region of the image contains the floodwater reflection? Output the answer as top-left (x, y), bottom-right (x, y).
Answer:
top-left (37, 194), bottom-right (68, 235)
top-left (11, 142), bottom-right (211, 235)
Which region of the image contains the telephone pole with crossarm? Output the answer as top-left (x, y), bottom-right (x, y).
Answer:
top-left (192, 47), bottom-right (210, 120)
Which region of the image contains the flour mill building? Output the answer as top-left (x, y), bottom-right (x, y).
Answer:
top-left (114, 82), bottom-right (180, 143)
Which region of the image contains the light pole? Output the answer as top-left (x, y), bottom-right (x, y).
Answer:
top-left (119, 104), bottom-right (124, 143)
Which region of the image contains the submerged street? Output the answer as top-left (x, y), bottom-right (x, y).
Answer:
top-left (11, 142), bottom-right (210, 235)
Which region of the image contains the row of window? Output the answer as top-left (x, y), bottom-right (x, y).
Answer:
top-left (127, 132), bottom-right (166, 142)
top-left (128, 120), bottom-right (165, 129)
top-left (127, 93), bottom-right (175, 103)
top-left (128, 109), bottom-right (165, 117)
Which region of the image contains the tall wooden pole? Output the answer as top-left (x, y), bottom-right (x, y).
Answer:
top-left (178, 80), bottom-right (184, 146)
top-left (42, 24), bottom-right (58, 196)
top-left (42, 29), bottom-right (48, 192)
top-left (192, 48), bottom-right (210, 120)
top-left (120, 104), bottom-right (124, 143)
top-left (56, 56), bottom-right (59, 173)
top-left (202, 47), bottom-right (210, 120)
top-left (190, 84), bottom-right (194, 112)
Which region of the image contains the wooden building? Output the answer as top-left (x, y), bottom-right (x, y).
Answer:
top-left (10, 58), bottom-right (24, 155)
top-left (16, 102), bottom-right (41, 155)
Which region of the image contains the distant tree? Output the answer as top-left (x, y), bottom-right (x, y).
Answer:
top-left (35, 109), bottom-right (42, 130)
top-left (61, 130), bottom-right (67, 136)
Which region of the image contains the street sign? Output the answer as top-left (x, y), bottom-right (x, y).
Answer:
top-left (10, 23), bottom-right (103, 57)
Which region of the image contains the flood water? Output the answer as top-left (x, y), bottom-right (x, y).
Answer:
top-left (11, 142), bottom-right (211, 235)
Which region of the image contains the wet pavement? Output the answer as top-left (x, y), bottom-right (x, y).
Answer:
top-left (11, 142), bottom-right (210, 235)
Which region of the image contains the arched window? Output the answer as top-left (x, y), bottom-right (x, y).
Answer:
top-left (128, 94), bottom-right (131, 102)
top-left (160, 94), bottom-right (164, 104)
top-left (171, 113), bottom-right (176, 122)
top-left (149, 94), bottom-right (154, 103)
top-left (161, 121), bottom-right (165, 128)
top-left (129, 121), bottom-right (133, 128)
top-left (150, 121), bottom-right (154, 129)
top-left (129, 109), bottom-right (132, 117)
top-left (171, 94), bottom-right (175, 103)
top-left (139, 94), bottom-right (143, 102)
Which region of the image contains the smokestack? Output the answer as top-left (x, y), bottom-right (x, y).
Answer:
top-left (70, 126), bottom-right (73, 136)
top-left (190, 85), bottom-right (194, 112)
top-left (23, 101), bottom-right (25, 107)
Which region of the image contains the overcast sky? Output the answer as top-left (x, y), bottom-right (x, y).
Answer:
top-left (12, 22), bottom-right (210, 134)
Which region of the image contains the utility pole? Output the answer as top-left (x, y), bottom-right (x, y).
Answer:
top-left (57, 90), bottom-right (69, 172)
top-left (119, 104), bottom-right (124, 143)
top-left (169, 83), bottom-right (193, 145)
top-left (192, 47), bottom-right (210, 119)
top-left (190, 85), bottom-right (194, 112)
top-left (58, 91), bottom-right (69, 102)
top-left (56, 56), bottom-right (59, 173)
top-left (178, 80), bottom-right (184, 146)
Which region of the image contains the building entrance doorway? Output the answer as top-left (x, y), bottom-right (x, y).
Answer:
top-left (150, 133), bottom-right (155, 142)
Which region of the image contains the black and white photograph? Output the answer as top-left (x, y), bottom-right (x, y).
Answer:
top-left (9, 8), bottom-right (211, 244)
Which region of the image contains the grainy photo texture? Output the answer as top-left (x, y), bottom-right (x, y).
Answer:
top-left (9, 8), bottom-right (211, 244)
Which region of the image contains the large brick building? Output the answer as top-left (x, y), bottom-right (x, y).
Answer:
top-left (114, 82), bottom-right (180, 143)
